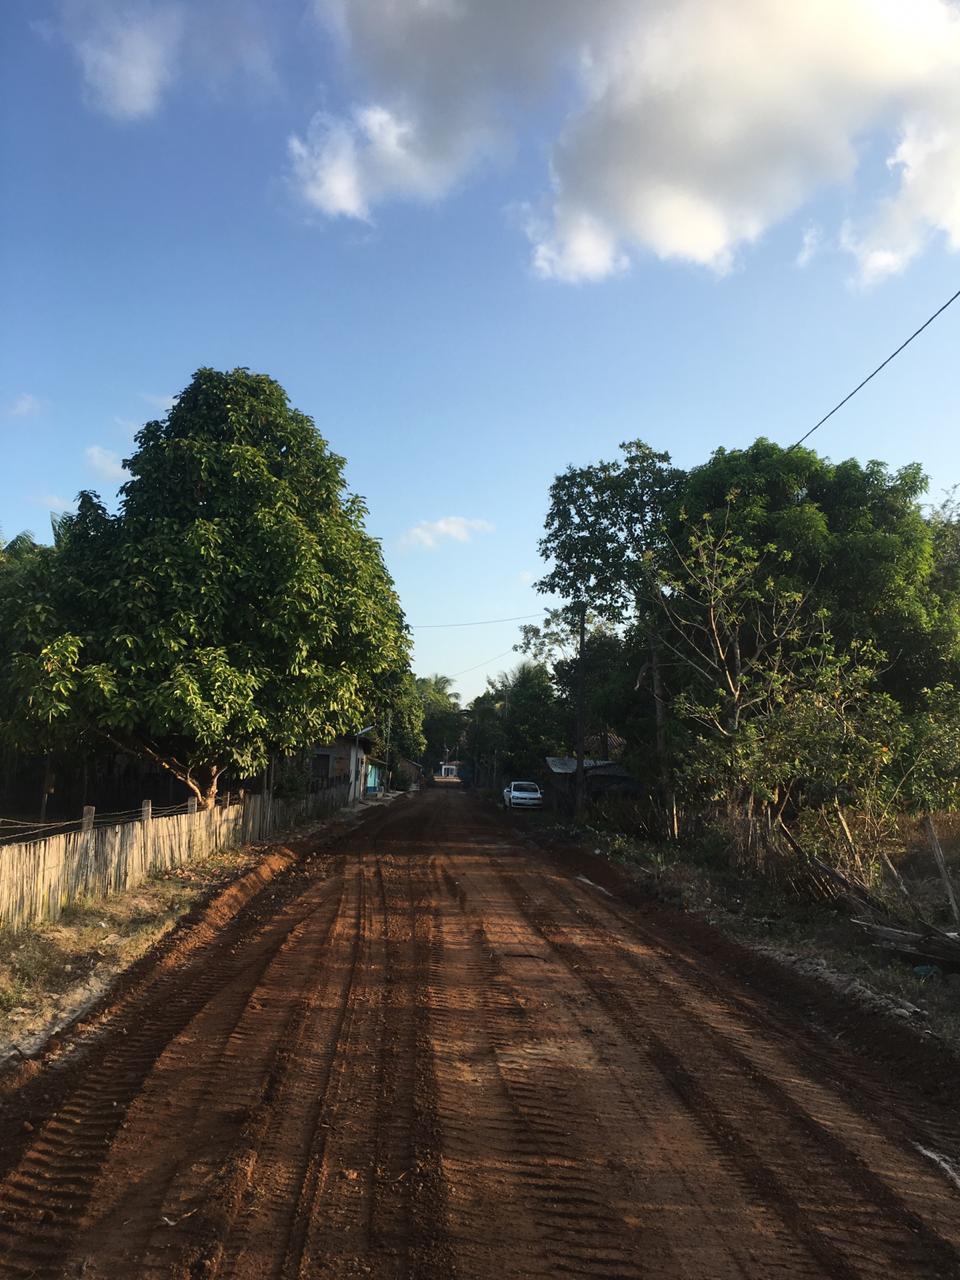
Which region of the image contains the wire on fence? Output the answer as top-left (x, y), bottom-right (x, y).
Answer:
top-left (1, 784), bottom-right (347, 848)
top-left (0, 823), bottom-right (77, 844)
top-left (0, 815), bottom-right (79, 828)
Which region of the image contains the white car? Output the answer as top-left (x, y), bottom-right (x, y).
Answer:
top-left (503, 781), bottom-right (543, 809)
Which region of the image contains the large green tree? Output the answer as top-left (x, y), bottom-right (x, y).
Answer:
top-left (534, 434), bottom-right (960, 856)
top-left (677, 439), bottom-right (960, 701)
top-left (463, 662), bottom-right (562, 786)
top-left (415, 674), bottom-right (463, 769)
top-left (492, 661), bottom-right (563, 781)
top-left (537, 443), bottom-right (687, 831)
top-left (2, 368), bottom-right (413, 807)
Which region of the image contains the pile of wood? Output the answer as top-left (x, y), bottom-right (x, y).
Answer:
top-left (778, 816), bottom-right (960, 971)
top-left (854, 816), bottom-right (960, 968)
top-left (851, 918), bottom-right (960, 967)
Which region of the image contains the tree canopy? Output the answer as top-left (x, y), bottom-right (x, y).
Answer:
top-left (1, 368), bottom-right (414, 806)
top-left (416, 674), bottom-right (463, 769)
top-left (533, 433), bottom-right (960, 862)
top-left (677, 440), bottom-right (959, 700)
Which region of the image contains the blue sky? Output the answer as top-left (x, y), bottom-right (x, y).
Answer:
top-left (3, 1), bottom-right (960, 701)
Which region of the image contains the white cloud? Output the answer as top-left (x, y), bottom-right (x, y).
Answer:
top-left (796, 225), bottom-right (822, 269)
top-left (85, 445), bottom-right (129, 482)
top-left (59, 1), bottom-right (185, 120)
top-left (402, 516), bottom-right (494, 551)
top-left (6, 393), bottom-right (41, 417)
top-left (841, 115), bottom-right (960, 281)
top-left (40, 494), bottom-right (77, 514)
top-left (289, 103), bottom-right (497, 220)
top-left (301, 0), bottom-right (960, 283)
top-left (56, 0), bottom-right (275, 121)
top-left (530, 210), bottom-right (629, 284)
top-left (139, 391), bottom-right (175, 412)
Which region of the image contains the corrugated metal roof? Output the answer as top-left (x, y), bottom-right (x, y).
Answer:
top-left (545, 757), bottom-right (615, 774)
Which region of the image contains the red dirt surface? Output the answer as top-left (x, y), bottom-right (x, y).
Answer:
top-left (1, 788), bottom-right (959, 1278)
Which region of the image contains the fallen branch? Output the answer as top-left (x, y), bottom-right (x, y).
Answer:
top-left (776, 818), bottom-right (960, 968)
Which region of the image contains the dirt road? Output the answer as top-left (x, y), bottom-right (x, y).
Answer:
top-left (1, 789), bottom-right (959, 1279)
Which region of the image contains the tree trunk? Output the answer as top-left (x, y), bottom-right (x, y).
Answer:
top-left (574, 604), bottom-right (586, 821)
top-left (649, 630), bottom-right (676, 840)
top-left (187, 765), bottom-right (222, 810)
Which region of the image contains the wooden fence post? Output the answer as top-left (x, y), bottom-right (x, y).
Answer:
top-left (78, 804), bottom-right (96, 903)
top-left (142, 799), bottom-right (153, 877)
top-left (186, 795), bottom-right (197, 859)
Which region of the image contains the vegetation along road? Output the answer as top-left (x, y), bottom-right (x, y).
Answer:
top-left (1, 788), bottom-right (959, 1279)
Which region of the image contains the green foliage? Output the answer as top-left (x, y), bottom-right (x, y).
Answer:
top-left (902, 684), bottom-right (960, 814)
top-left (465, 661), bottom-right (563, 784)
top-left (534, 432), bottom-right (960, 879)
top-left (415, 673), bottom-right (462, 769)
top-left (378, 669), bottom-right (426, 765)
top-left (677, 439), bottom-right (960, 701)
top-left (496, 661), bottom-right (563, 779)
top-left (1, 368), bottom-right (413, 806)
top-left (537, 441), bottom-right (685, 620)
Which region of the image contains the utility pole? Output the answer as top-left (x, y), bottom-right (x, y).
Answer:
top-left (574, 602), bottom-right (586, 821)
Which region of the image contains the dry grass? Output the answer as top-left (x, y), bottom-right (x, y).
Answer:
top-left (0, 842), bottom-right (260, 1045)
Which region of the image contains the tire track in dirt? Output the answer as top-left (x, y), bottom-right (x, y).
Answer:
top-left (483, 845), bottom-right (960, 1279)
top-left (2, 789), bottom-right (959, 1279)
top-left (208, 862), bottom-right (367, 1280)
top-left (536, 842), bottom-right (960, 1168)
top-left (530, 862), bottom-right (960, 1260)
top-left (0, 864), bottom-right (348, 1279)
top-left (69, 871), bottom-right (351, 1279)
top-left (433, 855), bottom-right (649, 1279)
top-left (433, 838), bottom-right (823, 1279)
top-left (0, 807), bottom-right (398, 1279)
top-left (215, 803), bottom-right (449, 1280)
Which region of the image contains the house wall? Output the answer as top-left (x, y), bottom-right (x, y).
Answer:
top-left (313, 737), bottom-right (370, 804)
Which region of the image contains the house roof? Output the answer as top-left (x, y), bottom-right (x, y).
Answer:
top-left (313, 733), bottom-right (376, 753)
top-left (583, 762), bottom-right (634, 779)
top-left (545, 757), bottom-right (633, 779)
top-left (545, 757), bottom-right (613, 774)
top-left (584, 732), bottom-right (627, 758)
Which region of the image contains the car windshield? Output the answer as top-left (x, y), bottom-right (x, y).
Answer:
top-left (513, 783), bottom-right (539, 793)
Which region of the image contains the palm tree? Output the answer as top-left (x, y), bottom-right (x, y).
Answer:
top-left (0, 528), bottom-right (39, 562)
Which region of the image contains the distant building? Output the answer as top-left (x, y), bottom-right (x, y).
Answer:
top-left (434, 760), bottom-right (463, 786)
top-left (312, 733), bottom-right (377, 803)
top-left (395, 758), bottom-right (424, 790)
top-left (544, 756), bottom-right (640, 809)
top-left (583, 732), bottom-right (626, 761)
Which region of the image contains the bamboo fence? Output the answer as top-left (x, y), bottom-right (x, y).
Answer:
top-left (0, 783), bottom-right (350, 931)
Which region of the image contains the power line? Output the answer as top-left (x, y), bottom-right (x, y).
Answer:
top-left (410, 612), bottom-right (542, 629)
top-left (449, 647), bottom-right (518, 678)
top-left (789, 285), bottom-right (960, 451)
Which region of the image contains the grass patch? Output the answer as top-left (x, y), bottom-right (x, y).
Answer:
top-left (0, 842), bottom-right (260, 1046)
